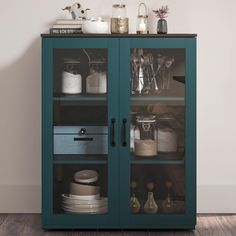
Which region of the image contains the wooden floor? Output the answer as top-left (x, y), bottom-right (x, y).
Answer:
top-left (0, 214), bottom-right (235, 236)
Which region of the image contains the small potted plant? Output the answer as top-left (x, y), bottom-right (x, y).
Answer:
top-left (153, 6), bottom-right (169, 34)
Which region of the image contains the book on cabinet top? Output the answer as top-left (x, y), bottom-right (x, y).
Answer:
top-left (52, 24), bottom-right (82, 29)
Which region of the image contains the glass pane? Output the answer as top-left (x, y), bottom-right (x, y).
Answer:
top-left (53, 164), bottom-right (108, 214)
top-left (130, 48), bottom-right (185, 214)
top-left (130, 165), bottom-right (185, 214)
top-left (53, 48), bottom-right (108, 214)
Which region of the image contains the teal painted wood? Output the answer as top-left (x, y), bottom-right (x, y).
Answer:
top-left (53, 95), bottom-right (107, 101)
top-left (131, 96), bottom-right (184, 102)
top-left (42, 38), bottom-right (120, 228)
top-left (185, 38), bottom-right (197, 226)
top-left (42, 38), bottom-right (53, 227)
top-left (42, 36), bottom-right (196, 229)
top-left (119, 39), bottom-right (131, 228)
top-left (131, 160), bottom-right (185, 165)
top-left (119, 38), bottom-right (196, 229)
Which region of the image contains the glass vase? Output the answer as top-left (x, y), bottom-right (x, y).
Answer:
top-left (157, 19), bottom-right (167, 34)
top-left (144, 192), bottom-right (158, 214)
top-left (130, 193), bottom-right (141, 213)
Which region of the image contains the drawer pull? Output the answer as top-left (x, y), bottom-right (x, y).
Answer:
top-left (74, 137), bottom-right (94, 141)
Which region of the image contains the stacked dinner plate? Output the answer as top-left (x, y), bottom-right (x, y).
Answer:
top-left (62, 170), bottom-right (108, 214)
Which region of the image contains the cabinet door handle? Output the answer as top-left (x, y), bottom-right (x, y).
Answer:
top-left (122, 118), bottom-right (127, 147)
top-left (111, 118), bottom-right (116, 147)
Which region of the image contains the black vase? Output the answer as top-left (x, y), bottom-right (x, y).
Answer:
top-left (157, 19), bottom-right (167, 34)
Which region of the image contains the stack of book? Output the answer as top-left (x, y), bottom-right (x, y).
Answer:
top-left (50, 19), bottom-right (83, 34)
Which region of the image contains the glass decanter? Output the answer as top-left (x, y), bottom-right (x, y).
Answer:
top-left (144, 182), bottom-right (158, 214)
top-left (130, 181), bottom-right (141, 213)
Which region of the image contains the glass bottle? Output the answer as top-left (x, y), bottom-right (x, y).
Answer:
top-left (130, 181), bottom-right (141, 213)
top-left (144, 182), bottom-right (158, 214)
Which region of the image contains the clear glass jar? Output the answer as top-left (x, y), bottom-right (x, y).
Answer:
top-left (134, 115), bottom-right (157, 157)
top-left (86, 61), bottom-right (107, 94)
top-left (111, 4), bottom-right (129, 34)
top-left (156, 113), bottom-right (178, 152)
top-left (61, 59), bottom-right (82, 94)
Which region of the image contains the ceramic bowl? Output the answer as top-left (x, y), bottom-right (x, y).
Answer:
top-left (74, 170), bottom-right (98, 184)
top-left (70, 182), bottom-right (100, 196)
top-left (82, 18), bottom-right (109, 34)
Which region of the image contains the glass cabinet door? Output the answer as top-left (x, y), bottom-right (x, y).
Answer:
top-left (42, 38), bottom-right (119, 226)
top-left (119, 38), bottom-right (196, 227)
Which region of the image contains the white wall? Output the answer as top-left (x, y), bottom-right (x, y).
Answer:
top-left (0, 0), bottom-right (235, 213)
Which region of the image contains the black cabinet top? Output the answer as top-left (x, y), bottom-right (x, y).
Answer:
top-left (41, 33), bottom-right (197, 38)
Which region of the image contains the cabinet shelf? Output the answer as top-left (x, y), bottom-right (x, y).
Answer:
top-left (131, 159), bottom-right (184, 165)
top-left (131, 96), bottom-right (184, 105)
top-left (53, 94), bottom-right (107, 102)
top-left (53, 154), bottom-right (107, 164)
top-left (131, 152), bottom-right (184, 165)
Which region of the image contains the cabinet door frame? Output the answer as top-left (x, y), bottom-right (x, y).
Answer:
top-left (42, 37), bottom-right (120, 228)
top-left (119, 37), bottom-right (196, 229)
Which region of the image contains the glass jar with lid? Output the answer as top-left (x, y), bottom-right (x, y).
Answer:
top-left (61, 58), bottom-right (82, 94)
top-left (156, 113), bottom-right (178, 152)
top-left (134, 114), bottom-right (157, 157)
top-left (86, 60), bottom-right (107, 94)
top-left (111, 4), bottom-right (129, 34)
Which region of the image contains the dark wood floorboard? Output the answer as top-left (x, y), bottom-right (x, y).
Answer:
top-left (0, 214), bottom-right (235, 236)
top-left (148, 230), bottom-right (174, 236)
top-left (173, 230), bottom-right (199, 236)
top-left (98, 231), bottom-right (123, 236)
top-left (123, 231), bottom-right (148, 236)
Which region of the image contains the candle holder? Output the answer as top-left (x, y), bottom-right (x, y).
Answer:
top-left (136, 3), bottom-right (149, 34)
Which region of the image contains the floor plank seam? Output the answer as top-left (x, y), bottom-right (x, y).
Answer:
top-left (0, 215), bottom-right (8, 227)
top-left (216, 216), bottom-right (234, 236)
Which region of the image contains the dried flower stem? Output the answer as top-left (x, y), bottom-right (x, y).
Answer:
top-left (153, 5), bottom-right (169, 19)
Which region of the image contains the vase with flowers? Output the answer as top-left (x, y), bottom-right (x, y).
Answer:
top-left (153, 6), bottom-right (169, 34)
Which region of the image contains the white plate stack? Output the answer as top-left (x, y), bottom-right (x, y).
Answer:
top-left (61, 170), bottom-right (108, 214)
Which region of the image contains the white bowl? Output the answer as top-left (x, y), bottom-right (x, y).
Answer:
top-left (61, 193), bottom-right (101, 201)
top-left (82, 19), bottom-right (109, 34)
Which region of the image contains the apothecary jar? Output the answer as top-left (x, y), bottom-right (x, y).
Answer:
top-left (133, 115), bottom-right (157, 157)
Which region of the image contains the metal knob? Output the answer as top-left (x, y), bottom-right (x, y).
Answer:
top-left (79, 128), bottom-right (86, 135)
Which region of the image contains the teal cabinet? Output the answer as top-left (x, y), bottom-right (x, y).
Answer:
top-left (42, 34), bottom-right (196, 229)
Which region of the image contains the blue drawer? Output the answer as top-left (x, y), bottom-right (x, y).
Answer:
top-left (54, 126), bottom-right (108, 155)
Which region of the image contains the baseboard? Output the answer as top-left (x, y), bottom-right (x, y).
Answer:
top-left (197, 185), bottom-right (236, 213)
top-left (0, 184), bottom-right (235, 213)
top-left (0, 184), bottom-right (41, 213)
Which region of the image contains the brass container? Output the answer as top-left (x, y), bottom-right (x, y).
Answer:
top-left (111, 4), bottom-right (129, 34)
top-left (111, 18), bottom-right (129, 34)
